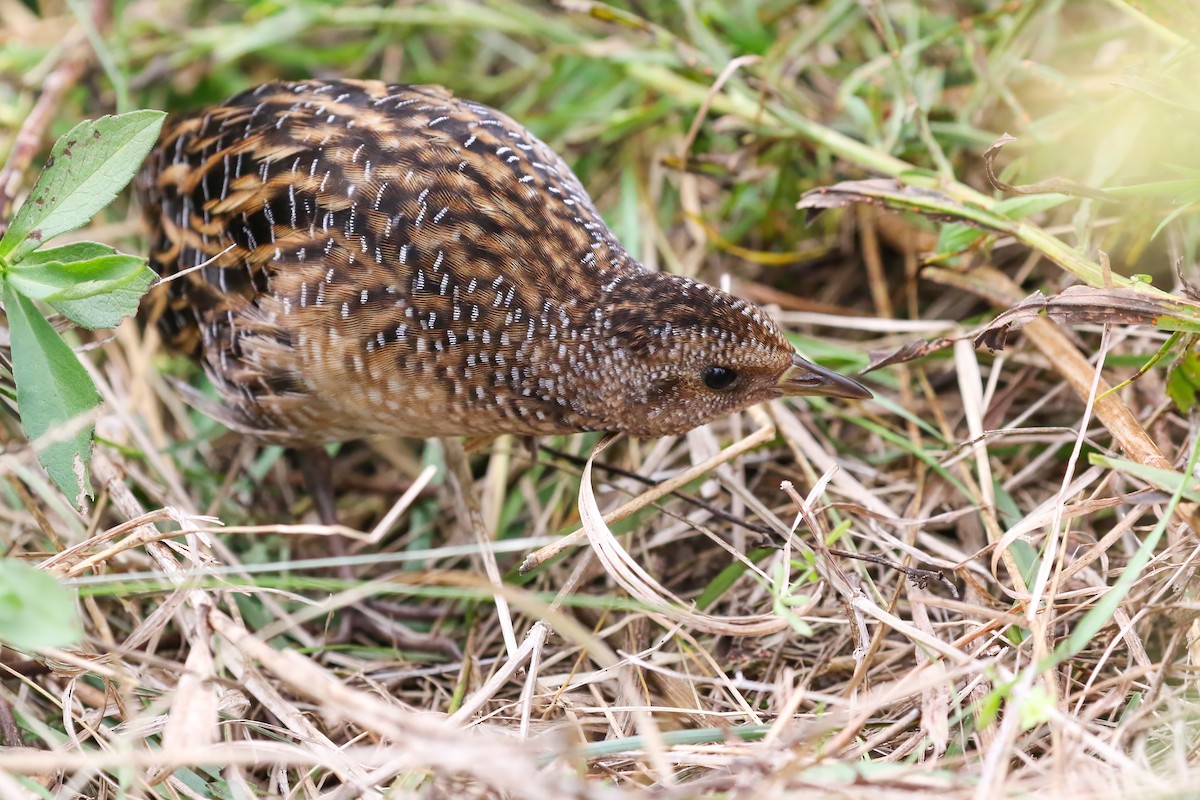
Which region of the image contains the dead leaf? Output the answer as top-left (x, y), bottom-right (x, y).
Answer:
top-left (864, 336), bottom-right (962, 373)
top-left (798, 179), bottom-right (1008, 231)
top-left (976, 286), bottom-right (1200, 351)
top-left (984, 134), bottom-right (1114, 201)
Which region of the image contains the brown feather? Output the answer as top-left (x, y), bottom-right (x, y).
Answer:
top-left (139, 80), bottom-right (867, 445)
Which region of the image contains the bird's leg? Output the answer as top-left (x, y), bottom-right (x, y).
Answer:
top-left (295, 446), bottom-right (361, 616)
top-left (293, 446), bottom-right (458, 657)
top-left (297, 447), bottom-right (338, 526)
top-left (295, 446), bottom-right (358, 643)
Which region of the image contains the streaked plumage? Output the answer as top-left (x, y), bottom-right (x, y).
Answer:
top-left (139, 79), bottom-right (868, 445)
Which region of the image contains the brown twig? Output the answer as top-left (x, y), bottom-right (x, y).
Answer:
top-left (826, 547), bottom-right (960, 599)
top-left (0, 698), bottom-right (21, 747)
top-left (984, 133), bottom-right (1114, 202)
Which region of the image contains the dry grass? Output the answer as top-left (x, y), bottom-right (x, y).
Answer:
top-left (3, 0), bottom-right (1200, 798)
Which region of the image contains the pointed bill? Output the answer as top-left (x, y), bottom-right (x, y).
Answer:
top-left (777, 353), bottom-right (872, 399)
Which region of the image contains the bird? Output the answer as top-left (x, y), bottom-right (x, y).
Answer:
top-left (138, 79), bottom-right (870, 520)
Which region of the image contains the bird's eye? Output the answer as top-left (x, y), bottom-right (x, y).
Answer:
top-left (701, 366), bottom-right (738, 391)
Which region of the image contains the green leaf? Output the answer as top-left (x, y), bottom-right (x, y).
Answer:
top-left (696, 548), bottom-right (772, 611)
top-left (1167, 350), bottom-right (1200, 413)
top-left (799, 178), bottom-right (1016, 232)
top-left (976, 682), bottom-right (1008, 728)
top-left (1089, 453), bottom-right (1200, 502)
top-left (0, 561), bottom-right (82, 649)
top-left (6, 241), bottom-right (157, 328)
top-left (934, 221), bottom-right (987, 256)
top-left (17, 241), bottom-right (120, 266)
top-left (49, 264), bottom-right (156, 330)
top-left (3, 282), bottom-right (100, 505)
top-left (8, 254), bottom-right (150, 302)
top-left (1018, 684), bottom-right (1055, 730)
top-left (0, 110), bottom-right (165, 264)
top-left (993, 194), bottom-right (1073, 218)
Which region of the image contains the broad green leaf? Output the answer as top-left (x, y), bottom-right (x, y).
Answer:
top-left (0, 561), bottom-right (82, 649)
top-left (3, 282), bottom-right (100, 505)
top-left (8, 254), bottom-right (149, 302)
top-left (49, 264), bottom-right (156, 329)
top-left (16, 241), bottom-right (119, 266)
top-left (0, 110), bottom-right (165, 264)
top-left (11, 242), bottom-right (158, 329)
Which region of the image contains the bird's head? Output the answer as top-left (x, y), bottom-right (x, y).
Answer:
top-left (580, 274), bottom-right (870, 437)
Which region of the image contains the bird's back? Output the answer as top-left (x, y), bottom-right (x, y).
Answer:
top-left (139, 79), bottom-right (640, 443)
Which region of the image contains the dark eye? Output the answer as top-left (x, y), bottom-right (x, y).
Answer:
top-left (702, 366), bottom-right (738, 391)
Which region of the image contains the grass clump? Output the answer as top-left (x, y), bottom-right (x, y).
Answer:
top-left (2, 1), bottom-right (1200, 798)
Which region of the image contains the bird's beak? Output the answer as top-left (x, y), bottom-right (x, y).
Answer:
top-left (777, 353), bottom-right (872, 400)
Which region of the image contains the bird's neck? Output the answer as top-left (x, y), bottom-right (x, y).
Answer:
top-left (514, 269), bottom-right (686, 432)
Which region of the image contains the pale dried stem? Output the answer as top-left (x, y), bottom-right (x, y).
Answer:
top-left (976, 268), bottom-right (1185, 514)
top-left (521, 408), bottom-right (778, 572)
top-left (444, 436), bottom-right (519, 658)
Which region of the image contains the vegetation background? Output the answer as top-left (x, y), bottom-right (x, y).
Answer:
top-left (2, 0), bottom-right (1200, 797)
